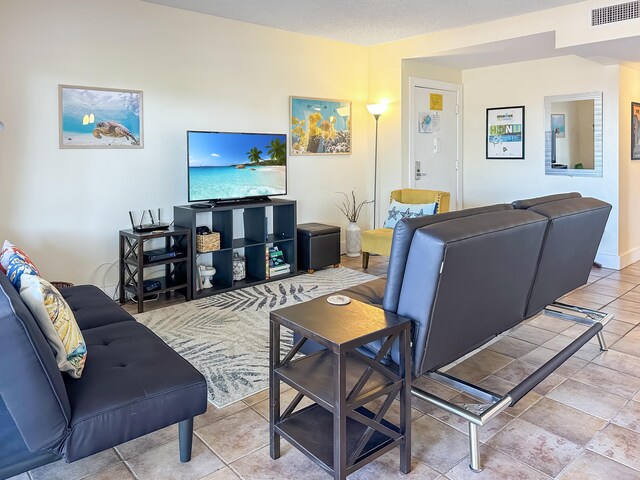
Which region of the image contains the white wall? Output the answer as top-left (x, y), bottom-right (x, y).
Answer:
top-left (618, 66), bottom-right (640, 265)
top-left (0, 0), bottom-right (369, 286)
top-left (462, 56), bottom-right (620, 266)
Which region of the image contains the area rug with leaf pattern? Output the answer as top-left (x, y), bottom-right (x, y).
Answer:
top-left (135, 267), bottom-right (377, 408)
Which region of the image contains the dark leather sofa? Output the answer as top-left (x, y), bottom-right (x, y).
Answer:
top-left (299, 192), bottom-right (612, 472)
top-left (0, 275), bottom-right (207, 479)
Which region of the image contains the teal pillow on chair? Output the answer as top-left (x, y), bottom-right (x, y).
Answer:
top-left (383, 200), bottom-right (437, 229)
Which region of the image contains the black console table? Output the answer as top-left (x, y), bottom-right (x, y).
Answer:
top-left (119, 227), bottom-right (192, 313)
top-left (269, 297), bottom-right (411, 479)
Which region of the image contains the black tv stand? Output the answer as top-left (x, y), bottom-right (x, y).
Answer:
top-left (174, 198), bottom-right (297, 299)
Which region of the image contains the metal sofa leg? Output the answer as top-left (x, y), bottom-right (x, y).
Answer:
top-left (179, 418), bottom-right (194, 462)
top-left (468, 422), bottom-right (482, 472)
top-left (596, 331), bottom-right (608, 351)
top-left (362, 252), bottom-right (370, 270)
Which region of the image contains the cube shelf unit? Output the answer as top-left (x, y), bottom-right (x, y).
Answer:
top-left (174, 199), bottom-right (297, 299)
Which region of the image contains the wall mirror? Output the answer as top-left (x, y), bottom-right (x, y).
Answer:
top-left (544, 91), bottom-right (602, 177)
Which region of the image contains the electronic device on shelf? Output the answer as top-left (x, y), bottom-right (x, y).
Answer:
top-left (187, 131), bottom-right (287, 206)
top-left (143, 247), bottom-right (184, 263)
top-left (129, 209), bottom-right (171, 232)
top-left (142, 279), bottom-right (162, 293)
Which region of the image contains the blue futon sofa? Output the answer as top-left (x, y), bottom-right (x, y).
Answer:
top-left (0, 273), bottom-right (207, 479)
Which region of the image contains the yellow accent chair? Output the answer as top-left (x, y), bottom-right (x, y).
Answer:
top-left (361, 189), bottom-right (450, 269)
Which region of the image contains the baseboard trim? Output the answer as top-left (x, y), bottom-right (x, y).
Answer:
top-left (617, 246), bottom-right (640, 270)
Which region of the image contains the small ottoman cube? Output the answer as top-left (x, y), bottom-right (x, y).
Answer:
top-left (297, 223), bottom-right (341, 273)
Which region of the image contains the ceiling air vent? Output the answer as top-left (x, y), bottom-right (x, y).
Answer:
top-left (592, 0), bottom-right (639, 25)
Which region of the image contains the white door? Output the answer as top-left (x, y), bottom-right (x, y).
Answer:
top-left (409, 78), bottom-right (461, 210)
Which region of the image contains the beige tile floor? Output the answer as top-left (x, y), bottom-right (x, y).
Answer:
top-left (16, 255), bottom-right (640, 479)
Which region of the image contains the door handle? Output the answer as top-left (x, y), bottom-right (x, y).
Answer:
top-left (415, 161), bottom-right (427, 181)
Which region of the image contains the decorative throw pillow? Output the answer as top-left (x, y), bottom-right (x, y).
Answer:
top-left (20, 275), bottom-right (87, 379)
top-left (1, 240), bottom-right (38, 273)
top-left (5, 256), bottom-right (40, 290)
top-left (0, 241), bottom-right (40, 290)
top-left (383, 200), bottom-right (437, 229)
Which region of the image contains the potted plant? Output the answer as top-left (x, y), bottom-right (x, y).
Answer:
top-left (337, 191), bottom-right (372, 257)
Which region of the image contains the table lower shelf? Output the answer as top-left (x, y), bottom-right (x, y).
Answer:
top-left (275, 349), bottom-right (398, 412)
top-left (274, 403), bottom-right (401, 476)
top-left (123, 276), bottom-right (188, 297)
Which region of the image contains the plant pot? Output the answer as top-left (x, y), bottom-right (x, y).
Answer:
top-left (346, 222), bottom-right (362, 257)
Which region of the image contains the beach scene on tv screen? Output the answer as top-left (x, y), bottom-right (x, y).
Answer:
top-left (188, 132), bottom-right (286, 201)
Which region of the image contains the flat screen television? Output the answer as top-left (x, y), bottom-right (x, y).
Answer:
top-left (187, 131), bottom-right (287, 203)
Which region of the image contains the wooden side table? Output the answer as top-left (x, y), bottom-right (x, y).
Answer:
top-left (119, 227), bottom-right (192, 313)
top-left (269, 297), bottom-right (411, 479)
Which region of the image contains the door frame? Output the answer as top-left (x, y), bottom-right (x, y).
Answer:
top-left (408, 77), bottom-right (463, 209)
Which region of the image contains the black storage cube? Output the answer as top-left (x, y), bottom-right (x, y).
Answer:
top-left (297, 223), bottom-right (341, 273)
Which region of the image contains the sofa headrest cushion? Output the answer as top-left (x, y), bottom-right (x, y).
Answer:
top-left (511, 192), bottom-right (581, 210)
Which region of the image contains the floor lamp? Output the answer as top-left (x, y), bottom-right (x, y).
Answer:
top-left (367, 103), bottom-right (387, 229)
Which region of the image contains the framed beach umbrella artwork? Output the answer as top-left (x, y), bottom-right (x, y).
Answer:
top-left (289, 96), bottom-right (351, 155)
top-left (59, 85), bottom-right (143, 149)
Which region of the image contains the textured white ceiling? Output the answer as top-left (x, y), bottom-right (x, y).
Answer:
top-left (141, 0), bottom-right (585, 46)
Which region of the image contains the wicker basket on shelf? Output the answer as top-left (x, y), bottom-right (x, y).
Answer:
top-left (196, 232), bottom-right (221, 253)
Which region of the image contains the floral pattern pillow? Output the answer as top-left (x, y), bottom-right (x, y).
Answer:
top-left (1, 240), bottom-right (38, 273)
top-left (0, 240), bottom-right (40, 290)
top-left (20, 275), bottom-right (87, 379)
top-left (5, 255), bottom-right (40, 290)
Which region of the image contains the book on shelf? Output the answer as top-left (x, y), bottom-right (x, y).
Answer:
top-left (265, 246), bottom-right (270, 279)
top-left (270, 264), bottom-right (290, 272)
top-left (270, 263), bottom-right (290, 276)
top-left (268, 246), bottom-right (286, 267)
top-left (270, 271), bottom-right (289, 277)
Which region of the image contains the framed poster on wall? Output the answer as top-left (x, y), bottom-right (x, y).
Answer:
top-left (289, 96), bottom-right (351, 155)
top-left (486, 105), bottom-right (525, 159)
top-left (551, 114), bottom-right (566, 138)
top-left (632, 102), bottom-right (640, 160)
top-left (59, 84), bottom-right (143, 149)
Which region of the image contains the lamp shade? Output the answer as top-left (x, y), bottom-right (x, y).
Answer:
top-left (367, 103), bottom-right (387, 116)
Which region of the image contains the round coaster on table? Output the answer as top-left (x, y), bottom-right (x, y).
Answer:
top-left (327, 295), bottom-right (351, 305)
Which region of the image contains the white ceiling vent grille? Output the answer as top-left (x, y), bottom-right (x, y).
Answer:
top-left (592, 1), bottom-right (639, 25)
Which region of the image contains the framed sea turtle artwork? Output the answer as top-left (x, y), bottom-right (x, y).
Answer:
top-left (58, 85), bottom-right (143, 149)
top-left (289, 96), bottom-right (351, 155)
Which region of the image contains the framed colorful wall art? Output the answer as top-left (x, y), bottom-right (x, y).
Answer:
top-left (59, 85), bottom-right (143, 149)
top-left (289, 96), bottom-right (351, 155)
